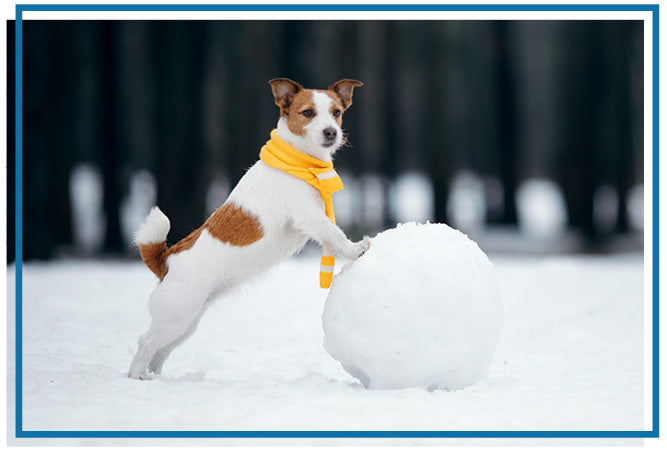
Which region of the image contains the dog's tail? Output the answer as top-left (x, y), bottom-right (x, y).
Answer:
top-left (134, 207), bottom-right (171, 280)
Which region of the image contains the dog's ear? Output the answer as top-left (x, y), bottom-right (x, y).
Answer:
top-left (268, 78), bottom-right (304, 114)
top-left (329, 79), bottom-right (363, 110)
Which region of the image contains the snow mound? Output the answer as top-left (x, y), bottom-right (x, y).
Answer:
top-left (322, 222), bottom-right (503, 390)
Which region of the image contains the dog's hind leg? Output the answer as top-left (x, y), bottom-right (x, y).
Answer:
top-left (147, 300), bottom-right (211, 375)
top-left (128, 280), bottom-right (208, 379)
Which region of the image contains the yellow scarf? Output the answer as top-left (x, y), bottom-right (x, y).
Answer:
top-left (260, 129), bottom-right (343, 289)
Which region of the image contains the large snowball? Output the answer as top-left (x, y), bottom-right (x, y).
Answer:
top-left (322, 222), bottom-right (502, 390)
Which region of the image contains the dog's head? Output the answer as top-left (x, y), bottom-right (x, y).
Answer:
top-left (269, 78), bottom-right (362, 161)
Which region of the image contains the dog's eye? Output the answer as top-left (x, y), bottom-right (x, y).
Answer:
top-left (332, 109), bottom-right (341, 118)
top-left (301, 109), bottom-right (313, 118)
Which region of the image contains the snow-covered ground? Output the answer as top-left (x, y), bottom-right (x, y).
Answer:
top-left (7, 251), bottom-right (644, 442)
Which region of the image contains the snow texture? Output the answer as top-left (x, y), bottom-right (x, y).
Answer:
top-left (627, 183), bottom-right (644, 232)
top-left (516, 179), bottom-right (567, 239)
top-left (390, 172), bottom-right (434, 224)
top-left (8, 251), bottom-right (643, 433)
top-left (69, 164), bottom-right (106, 252)
top-left (323, 223), bottom-right (502, 390)
top-left (447, 170), bottom-right (487, 232)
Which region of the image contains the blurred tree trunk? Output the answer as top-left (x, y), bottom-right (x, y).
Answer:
top-left (246, 21), bottom-right (284, 162)
top-left (73, 22), bottom-right (102, 165)
top-left (513, 21), bottom-right (562, 184)
top-left (382, 22), bottom-right (401, 180)
top-left (602, 21), bottom-right (639, 234)
top-left (153, 21), bottom-right (207, 241)
top-left (424, 21), bottom-right (454, 225)
top-left (220, 21), bottom-right (253, 186)
top-left (117, 21), bottom-right (156, 172)
top-left (357, 21), bottom-right (387, 172)
top-left (49, 24), bottom-right (75, 254)
top-left (493, 21), bottom-right (518, 225)
top-left (559, 21), bottom-right (603, 242)
top-left (201, 21), bottom-right (229, 210)
top-left (23, 22), bottom-right (74, 259)
top-left (392, 21), bottom-right (426, 173)
top-left (99, 21), bottom-right (123, 252)
top-left (629, 22), bottom-right (644, 192)
top-left (280, 20), bottom-right (305, 79)
top-left (357, 21), bottom-right (390, 227)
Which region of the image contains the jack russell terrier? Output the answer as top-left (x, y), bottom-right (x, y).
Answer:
top-left (129, 78), bottom-right (370, 379)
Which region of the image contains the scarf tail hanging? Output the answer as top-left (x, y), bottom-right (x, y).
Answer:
top-left (320, 246), bottom-right (335, 289)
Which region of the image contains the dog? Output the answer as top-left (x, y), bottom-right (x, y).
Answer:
top-left (128, 78), bottom-right (370, 379)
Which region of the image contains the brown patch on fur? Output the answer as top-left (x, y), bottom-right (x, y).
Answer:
top-left (140, 203), bottom-right (263, 281)
top-left (284, 89), bottom-right (316, 136)
top-left (140, 227), bottom-right (202, 280)
top-left (168, 227), bottom-right (203, 255)
top-left (327, 95), bottom-right (345, 127)
top-left (166, 203), bottom-right (263, 254)
top-left (204, 203), bottom-right (264, 246)
top-left (139, 241), bottom-right (169, 280)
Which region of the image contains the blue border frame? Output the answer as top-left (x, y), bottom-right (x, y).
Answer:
top-left (13, 3), bottom-right (659, 440)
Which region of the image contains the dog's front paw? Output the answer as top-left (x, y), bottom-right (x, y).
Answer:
top-left (352, 236), bottom-right (371, 258)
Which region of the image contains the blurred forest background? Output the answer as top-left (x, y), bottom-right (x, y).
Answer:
top-left (8, 20), bottom-right (644, 262)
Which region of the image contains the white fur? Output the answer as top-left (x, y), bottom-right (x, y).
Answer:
top-left (128, 98), bottom-right (369, 379)
top-left (134, 207), bottom-right (170, 245)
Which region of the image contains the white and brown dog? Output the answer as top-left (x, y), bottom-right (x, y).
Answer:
top-left (129, 78), bottom-right (369, 379)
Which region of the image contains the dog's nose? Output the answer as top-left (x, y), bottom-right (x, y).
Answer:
top-left (323, 128), bottom-right (337, 141)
